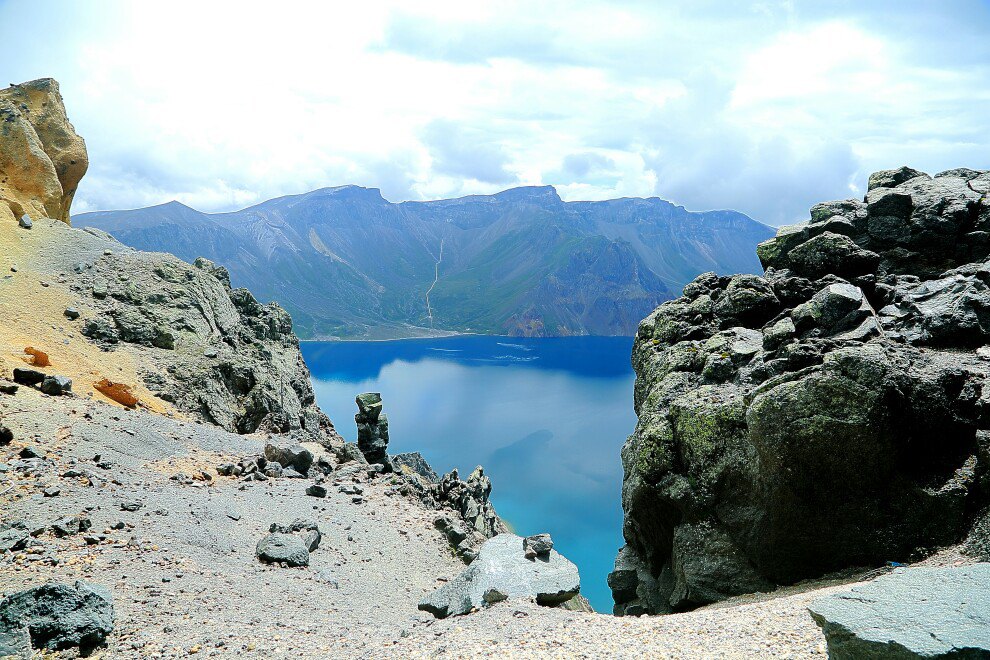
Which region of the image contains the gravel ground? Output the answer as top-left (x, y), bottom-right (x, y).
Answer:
top-left (0, 383), bottom-right (862, 660)
top-left (0, 387), bottom-right (462, 658)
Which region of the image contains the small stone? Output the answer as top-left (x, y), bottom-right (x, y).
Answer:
top-left (305, 484), bottom-right (327, 498)
top-left (40, 375), bottom-right (73, 396)
top-left (64, 307), bottom-right (81, 320)
top-left (119, 500), bottom-right (142, 512)
top-left (0, 426), bottom-right (12, 446)
top-left (523, 533), bottom-right (554, 559)
top-left (19, 446), bottom-right (42, 459)
top-left (43, 486), bottom-right (61, 498)
top-left (18, 215), bottom-right (32, 229)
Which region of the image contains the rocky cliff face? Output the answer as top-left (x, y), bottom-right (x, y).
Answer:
top-left (611, 167), bottom-right (990, 615)
top-left (0, 79), bottom-right (340, 449)
top-left (0, 78), bottom-right (87, 225)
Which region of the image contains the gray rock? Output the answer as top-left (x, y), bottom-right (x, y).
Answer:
top-left (268, 519), bottom-right (321, 551)
top-left (17, 215), bottom-right (32, 229)
top-left (264, 441), bottom-right (314, 474)
top-left (418, 534), bottom-right (581, 618)
top-left (63, 307), bottom-right (80, 320)
top-left (40, 375), bottom-right (72, 396)
top-left (0, 522), bottom-right (29, 553)
top-left (523, 534), bottom-right (553, 558)
top-left (0, 580), bottom-right (114, 654)
top-left (391, 452), bottom-right (439, 483)
top-left (255, 533), bottom-right (309, 567)
top-left (119, 500), bottom-right (142, 512)
top-left (51, 516), bottom-right (92, 537)
top-left (808, 565), bottom-right (990, 659)
top-left (791, 283), bottom-right (874, 336)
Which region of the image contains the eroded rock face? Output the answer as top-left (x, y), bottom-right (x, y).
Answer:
top-left (612, 168), bottom-right (990, 615)
top-left (71, 251), bottom-right (342, 447)
top-left (0, 79), bottom-right (88, 225)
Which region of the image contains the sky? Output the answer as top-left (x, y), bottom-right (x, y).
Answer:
top-left (2, 1), bottom-right (989, 225)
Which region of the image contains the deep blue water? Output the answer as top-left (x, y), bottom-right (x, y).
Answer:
top-left (301, 335), bottom-right (636, 612)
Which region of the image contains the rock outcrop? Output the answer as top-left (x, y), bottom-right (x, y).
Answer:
top-left (0, 79), bottom-right (87, 226)
top-left (355, 392), bottom-right (389, 466)
top-left (0, 580), bottom-right (114, 656)
top-left (612, 168), bottom-right (990, 615)
top-left (808, 564), bottom-right (990, 659)
top-left (418, 533), bottom-right (581, 618)
top-left (68, 247), bottom-right (342, 447)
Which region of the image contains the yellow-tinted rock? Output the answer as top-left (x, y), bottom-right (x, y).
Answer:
top-left (0, 78), bottom-right (88, 224)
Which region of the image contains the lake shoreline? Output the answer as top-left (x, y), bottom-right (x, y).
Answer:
top-left (300, 333), bottom-right (636, 343)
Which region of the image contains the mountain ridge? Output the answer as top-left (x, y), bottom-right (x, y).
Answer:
top-left (76, 185), bottom-right (774, 339)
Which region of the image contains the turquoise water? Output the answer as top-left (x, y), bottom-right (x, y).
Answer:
top-left (301, 335), bottom-right (636, 612)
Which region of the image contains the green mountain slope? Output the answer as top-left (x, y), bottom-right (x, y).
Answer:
top-left (76, 185), bottom-right (773, 338)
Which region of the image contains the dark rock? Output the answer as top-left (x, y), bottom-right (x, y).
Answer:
top-left (40, 375), bottom-right (72, 396)
top-left (255, 533), bottom-right (309, 567)
top-left (355, 392), bottom-right (390, 466)
top-left (0, 426), bottom-right (12, 446)
top-left (18, 446), bottom-right (41, 459)
top-left (264, 441), bottom-right (313, 474)
top-left (305, 483), bottom-right (327, 498)
top-left (614, 168), bottom-right (990, 615)
top-left (42, 487), bottom-right (60, 498)
top-left (81, 317), bottom-right (119, 343)
top-left (12, 368), bottom-right (44, 387)
top-left (268, 519), bottom-right (321, 551)
top-left (418, 534), bottom-right (581, 618)
top-left (0, 383), bottom-right (18, 395)
top-left (0, 580), bottom-right (114, 654)
top-left (119, 500), bottom-right (142, 512)
top-left (63, 307), bottom-right (80, 320)
top-left (51, 516), bottom-right (91, 537)
top-left (808, 565), bottom-right (990, 659)
top-left (867, 165), bottom-right (929, 191)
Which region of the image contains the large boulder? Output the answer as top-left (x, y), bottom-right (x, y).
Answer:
top-left (0, 79), bottom-right (88, 226)
top-left (0, 581), bottom-right (114, 655)
top-left (612, 168), bottom-right (990, 615)
top-left (808, 564), bottom-right (990, 659)
top-left (418, 534), bottom-right (581, 618)
top-left (255, 533), bottom-right (310, 567)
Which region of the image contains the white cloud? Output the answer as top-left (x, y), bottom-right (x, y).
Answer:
top-left (2, 0), bottom-right (988, 224)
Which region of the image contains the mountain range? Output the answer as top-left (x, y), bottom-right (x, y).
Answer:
top-left (76, 185), bottom-right (773, 339)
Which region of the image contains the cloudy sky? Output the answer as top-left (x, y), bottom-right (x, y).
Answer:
top-left (2, 1), bottom-right (989, 225)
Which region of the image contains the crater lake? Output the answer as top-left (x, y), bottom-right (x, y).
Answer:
top-left (302, 335), bottom-right (636, 612)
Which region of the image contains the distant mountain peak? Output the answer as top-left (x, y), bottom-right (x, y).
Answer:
top-left (312, 185), bottom-right (385, 201)
top-left (492, 185), bottom-right (562, 204)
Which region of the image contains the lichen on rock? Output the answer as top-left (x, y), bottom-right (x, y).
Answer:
top-left (612, 167), bottom-right (990, 615)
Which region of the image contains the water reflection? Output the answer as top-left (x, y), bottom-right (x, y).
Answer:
top-left (302, 336), bottom-right (635, 612)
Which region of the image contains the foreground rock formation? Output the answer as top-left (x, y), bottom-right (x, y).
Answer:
top-left (0, 78), bottom-right (87, 225)
top-left (612, 167), bottom-right (990, 615)
top-left (418, 533), bottom-right (581, 618)
top-left (808, 564), bottom-right (990, 658)
top-left (0, 580), bottom-right (114, 656)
